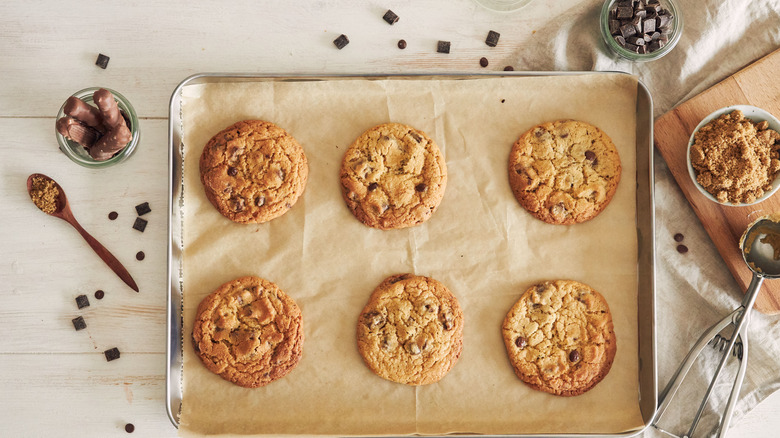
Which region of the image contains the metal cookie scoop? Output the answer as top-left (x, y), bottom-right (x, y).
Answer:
top-left (653, 214), bottom-right (780, 438)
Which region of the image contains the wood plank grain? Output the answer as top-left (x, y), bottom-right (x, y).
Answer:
top-left (655, 47), bottom-right (780, 314)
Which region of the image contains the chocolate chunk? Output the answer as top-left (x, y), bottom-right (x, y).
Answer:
top-left (365, 312), bottom-right (386, 330)
top-left (485, 30), bottom-right (500, 47)
top-left (609, 19), bottom-right (621, 35)
top-left (503, 65), bottom-right (514, 71)
top-left (104, 347), bottom-right (121, 361)
top-left (132, 217), bottom-right (147, 232)
top-left (95, 290), bottom-right (105, 300)
top-left (620, 23), bottom-right (637, 38)
top-left (635, 9), bottom-right (647, 19)
top-left (254, 196), bottom-right (265, 207)
top-left (95, 53), bottom-right (110, 69)
top-left (632, 16), bottom-right (643, 33)
top-left (585, 150), bottom-right (597, 162)
top-left (108, 211), bottom-right (118, 220)
top-left (674, 233), bottom-right (684, 242)
top-left (136, 251), bottom-right (145, 261)
top-left (415, 183), bottom-right (427, 192)
top-left (628, 36), bottom-right (646, 46)
top-left (72, 316), bottom-right (87, 331)
top-left (615, 35), bottom-right (627, 47)
top-left (569, 350), bottom-right (581, 362)
top-left (125, 423), bottom-right (135, 433)
top-left (76, 295), bottom-right (90, 309)
top-left (227, 166), bottom-right (238, 176)
top-left (333, 34), bottom-right (349, 50)
top-left (657, 13), bottom-right (672, 29)
top-left (677, 244), bottom-right (689, 254)
top-left (437, 40), bottom-right (450, 54)
top-left (382, 9), bottom-right (399, 25)
top-left (515, 336), bottom-right (527, 349)
top-left (616, 6), bottom-right (633, 18)
top-left (368, 182), bottom-right (378, 191)
top-left (397, 39), bottom-right (407, 49)
top-left (134, 202), bottom-right (151, 216)
top-left (643, 18), bottom-right (656, 33)
top-left (637, 45), bottom-right (647, 54)
top-left (479, 57), bottom-right (488, 67)
top-left (647, 40), bottom-right (662, 52)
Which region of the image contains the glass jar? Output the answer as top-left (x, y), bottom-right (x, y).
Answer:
top-left (600, 0), bottom-right (683, 61)
top-left (55, 87), bottom-right (140, 168)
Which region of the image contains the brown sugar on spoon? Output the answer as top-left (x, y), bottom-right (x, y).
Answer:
top-left (690, 110), bottom-right (780, 204)
top-left (29, 176), bottom-right (60, 214)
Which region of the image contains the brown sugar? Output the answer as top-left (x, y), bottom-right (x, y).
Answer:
top-left (690, 110), bottom-right (780, 204)
top-left (29, 176), bottom-right (60, 214)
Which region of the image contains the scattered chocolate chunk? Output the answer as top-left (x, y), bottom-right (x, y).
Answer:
top-left (503, 65), bottom-right (514, 71)
top-left (485, 30), bottom-right (500, 47)
top-left (515, 336), bottom-right (527, 349)
top-left (134, 202), bottom-right (151, 216)
top-left (677, 244), bottom-right (689, 254)
top-left (415, 183), bottom-right (427, 192)
top-left (104, 347), bottom-right (121, 361)
top-left (72, 316), bottom-right (87, 331)
top-left (125, 423), bottom-right (135, 433)
top-left (397, 39), bottom-right (407, 49)
top-left (368, 182), bottom-right (378, 191)
top-left (132, 217), bottom-right (147, 232)
top-left (437, 40), bottom-right (450, 54)
top-left (76, 294), bottom-right (90, 309)
top-left (95, 290), bottom-right (105, 300)
top-left (95, 53), bottom-right (110, 69)
top-left (108, 211), bottom-right (118, 220)
top-left (333, 34), bottom-right (349, 50)
top-left (382, 9), bottom-right (399, 25)
top-left (569, 350), bottom-right (581, 362)
top-left (501, 99), bottom-right (506, 103)
top-left (136, 251), bottom-right (145, 261)
top-left (674, 233), bottom-right (684, 242)
top-left (479, 57), bottom-right (489, 67)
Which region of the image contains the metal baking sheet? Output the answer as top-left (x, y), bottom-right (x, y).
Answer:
top-left (166, 72), bottom-right (656, 436)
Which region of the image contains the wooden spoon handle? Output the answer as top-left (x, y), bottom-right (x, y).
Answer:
top-left (69, 219), bottom-right (139, 292)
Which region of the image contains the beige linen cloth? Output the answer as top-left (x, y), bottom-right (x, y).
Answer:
top-left (517, 0), bottom-right (780, 436)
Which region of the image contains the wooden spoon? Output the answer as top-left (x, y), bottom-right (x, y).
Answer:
top-left (27, 173), bottom-right (139, 292)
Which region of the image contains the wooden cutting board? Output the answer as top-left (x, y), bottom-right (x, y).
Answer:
top-left (654, 47), bottom-right (780, 314)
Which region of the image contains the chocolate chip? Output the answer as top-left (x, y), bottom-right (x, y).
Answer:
top-left (95, 290), bottom-right (105, 300)
top-left (136, 251), bottom-right (145, 261)
top-left (415, 183), bottom-right (427, 192)
top-left (365, 312), bottom-right (386, 330)
top-left (585, 150), bottom-right (597, 162)
top-left (104, 347), bottom-right (121, 361)
top-left (440, 311), bottom-right (455, 330)
top-left (333, 34), bottom-right (349, 50)
top-left (76, 295), bottom-right (90, 309)
top-left (382, 9), bottom-right (399, 25)
top-left (437, 40), bottom-right (450, 54)
top-left (132, 217), bottom-right (147, 232)
top-left (255, 196), bottom-right (265, 207)
top-left (503, 66), bottom-right (514, 71)
top-left (569, 350), bottom-right (581, 362)
top-left (134, 202), bottom-right (151, 216)
top-left (125, 423), bottom-right (135, 433)
top-left (405, 341), bottom-right (421, 355)
top-left (397, 39), bottom-right (407, 49)
top-left (390, 274), bottom-right (410, 284)
top-left (674, 233), bottom-right (684, 242)
top-left (515, 336), bottom-right (527, 349)
top-left (368, 182), bottom-right (378, 191)
top-left (485, 30), bottom-right (500, 47)
top-left (95, 53), bottom-right (110, 69)
top-left (479, 57), bottom-right (489, 67)
top-left (72, 316), bottom-right (87, 331)
top-left (227, 166), bottom-right (238, 176)
top-left (677, 244), bottom-right (689, 254)
top-left (108, 211), bottom-right (118, 220)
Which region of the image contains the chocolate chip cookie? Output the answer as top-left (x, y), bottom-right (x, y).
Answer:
top-left (508, 120), bottom-right (621, 225)
top-left (340, 123), bottom-right (447, 230)
top-left (357, 274), bottom-right (463, 385)
top-left (192, 276), bottom-right (304, 388)
top-left (199, 120), bottom-right (308, 224)
top-left (502, 280), bottom-right (616, 396)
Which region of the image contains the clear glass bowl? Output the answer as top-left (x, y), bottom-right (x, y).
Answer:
top-left (55, 87), bottom-right (140, 168)
top-left (473, 0), bottom-right (533, 12)
top-left (600, 0), bottom-right (683, 61)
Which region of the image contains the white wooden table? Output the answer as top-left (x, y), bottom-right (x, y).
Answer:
top-left (2, 1), bottom-right (779, 436)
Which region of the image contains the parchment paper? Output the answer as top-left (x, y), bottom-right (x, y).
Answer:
top-left (178, 74), bottom-right (643, 436)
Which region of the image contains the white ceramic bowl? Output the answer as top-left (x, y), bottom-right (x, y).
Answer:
top-left (687, 105), bottom-right (780, 206)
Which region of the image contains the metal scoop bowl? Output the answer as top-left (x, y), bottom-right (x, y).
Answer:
top-left (653, 215), bottom-right (780, 438)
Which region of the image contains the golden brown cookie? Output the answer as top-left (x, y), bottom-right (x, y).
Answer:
top-left (508, 120), bottom-right (621, 225)
top-left (199, 120), bottom-right (308, 224)
top-left (357, 274), bottom-right (463, 385)
top-left (192, 276), bottom-right (304, 388)
top-left (340, 123), bottom-right (447, 230)
top-left (502, 280), bottom-right (616, 396)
